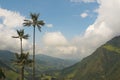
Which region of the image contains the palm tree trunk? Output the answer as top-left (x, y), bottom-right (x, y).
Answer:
top-left (33, 26), bottom-right (35, 80)
top-left (21, 39), bottom-right (23, 54)
top-left (21, 66), bottom-right (24, 80)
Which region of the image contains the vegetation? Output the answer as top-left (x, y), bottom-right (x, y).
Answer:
top-left (12, 29), bottom-right (29, 54)
top-left (12, 29), bottom-right (32, 80)
top-left (0, 68), bottom-right (5, 80)
top-left (103, 44), bottom-right (120, 53)
top-left (57, 36), bottom-right (120, 80)
top-left (0, 50), bottom-right (76, 80)
top-left (14, 52), bottom-right (32, 80)
top-left (23, 13), bottom-right (45, 79)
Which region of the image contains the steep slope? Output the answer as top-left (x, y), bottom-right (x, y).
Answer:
top-left (0, 50), bottom-right (20, 80)
top-left (59, 36), bottom-right (120, 80)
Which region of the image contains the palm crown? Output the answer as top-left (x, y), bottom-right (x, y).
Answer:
top-left (23, 13), bottom-right (45, 31)
top-left (12, 29), bottom-right (29, 40)
top-left (15, 52), bottom-right (32, 66)
top-left (12, 29), bottom-right (29, 55)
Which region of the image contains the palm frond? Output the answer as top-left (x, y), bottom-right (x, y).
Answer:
top-left (37, 25), bottom-right (41, 32)
top-left (23, 34), bottom-right (29, 39)
top-left (15, 53), bottom-right (20, 59)
top-left (30, 13), bottom-right (39, 21)
top-left (23, 20), bottom-right (32, 26)
top-left (24, 20), bottom-right (30, 22)
top-left (17, 29), bottom-right (21, 36)
top-left (25, 52), bottom-right (29, 58)
top-left (26, 59), bottom-right (33, 67)
top-left (12, 36), bottom-right (19, 38)
top-left (37, 20), bottom-right (45, 26)
top-left (36, 20), bottom-right (45, 32)
top-left (13, 29), bottom-right (29, 40)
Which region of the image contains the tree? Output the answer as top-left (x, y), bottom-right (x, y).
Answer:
top-left (14, 52), bottom-right (32, 80)
top-left (23, 13), bottom-right (45, 80)
top-left (12, 29), bottom-right (30, 80)
top-left (12, 29), bottom-right (29, 54)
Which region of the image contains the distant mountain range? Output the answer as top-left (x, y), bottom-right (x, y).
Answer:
top-left (1, 36), bottom-right (120, 80)
top-left (35, 54), bottom-right (77, 72)
top-left (58, 36), bottom-right (120, 80)
top-left (0, 50), bottom-right (77, 71)
top-left (0, 50), bottom-right (77, 80)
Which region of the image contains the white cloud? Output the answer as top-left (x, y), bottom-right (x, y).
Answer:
top-left (41, 32), bottom-right (78, 59)
top-left (45, 0), bottom-right (120, 59)
top-left (24, 0), bottom-right (120, 60)
top-left (70, 0), bottom-right (96, 3)
top-left (43, 32), bottom-right (68, 46)
top-left (46, 24), bottom-right (53, 28)
top-left (0, 8), bottom-right (24, 28)
top-left (71, 0), bottom-right (120, 58)
top-left (80, 12), bottom-right (88, 18)
top-left (0, 0), bottom-right (120, 60)
top-left (0, 8), bottom-right (28, 52)
top-left (37, 0), bottom-right (120, 60)
top-left (56, 46), bottom-right (77, 54)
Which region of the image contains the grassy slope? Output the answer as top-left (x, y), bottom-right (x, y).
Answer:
top-left (58, 36), bottom-right (120, 80)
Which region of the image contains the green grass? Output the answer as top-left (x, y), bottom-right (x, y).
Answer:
top-left (103, 44), bottom-right (120, 54)
top-left (5, 70), bottom-right (19, 80)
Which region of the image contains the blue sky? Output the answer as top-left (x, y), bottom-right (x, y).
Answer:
top-left (0, 0), bottom-right (119, 60)
top-left (0, 0), bottom-right (98, 39)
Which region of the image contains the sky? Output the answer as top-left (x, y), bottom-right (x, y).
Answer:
top-left (0, 0), bottom-right (120, 60)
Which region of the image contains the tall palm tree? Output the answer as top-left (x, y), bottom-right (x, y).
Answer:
top-left (12, 29), bottom-right (29, 54)
top-left (23, 13), bottom-right (45, 80)
top-left (12, 29), bottom-right (29, 80)
top-left (14, 52), bottom-right (32, 80)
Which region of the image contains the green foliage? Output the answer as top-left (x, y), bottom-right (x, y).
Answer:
top-left (0, 50), bottom-right (76, 80)
top-left (58, 36), bottom-right (120, 80)
top-left (14, 52), bottom-right (32, 66)
top-left (103, 44), bottom-right (120, 53)
top-left (5, 70), bottom-right (19, 80)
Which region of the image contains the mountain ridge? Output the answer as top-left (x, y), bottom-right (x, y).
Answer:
top-left (58, 36), bottom-right (120, 80)
top-left (0, 50), bottom-right (77, 72)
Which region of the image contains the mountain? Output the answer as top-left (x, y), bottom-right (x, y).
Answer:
top-left (58, 36), bottom-right (120, 80)
top-left (0, 50), bottom-right (19, 80)
top-left (0, 50), bottom-right (77, 80)
top-left (35, 54), bottom-right (77, 73)
top-left (0, 50), bottom-right (77, 72)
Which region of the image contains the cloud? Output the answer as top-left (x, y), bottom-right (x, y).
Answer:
top-left (70, 0), bottom-right (96, 3)
top-left (71, 0), bottom-right (120, 58)
top-left (0, 8), bottom-right (24, 28)
top-left (42, 32), bottom-right (78, 59)
top-left (80, 12), bottom-right (88, 18)
top-left (0, 8), bottom-right (28, 52)
top-left (34, 0), bottom-right (120, 60)
top-left (43, 32), bottom-right (68, 46)
top-left (43, 0), bottom-right (120, 59)
top-left (11, 0), bottom-right (120, 60)
top-left (46, 24), bottom-right (53, 28)
top-left (1, 0), bottom-right (120, 60)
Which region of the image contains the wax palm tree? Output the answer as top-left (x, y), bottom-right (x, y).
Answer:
top-left (12, 29), bottom-right (29, 54)
top-left (12, 29), bottom-right (29, 80)
top-left (23, 13), bottom-right (45, 79)
top-left (14, 52), bottom-right (32, 80)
